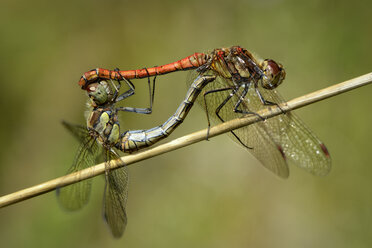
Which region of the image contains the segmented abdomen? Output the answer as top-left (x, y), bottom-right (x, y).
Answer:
top-left (117, 75), bottom-right (216, 153)
top-left (78, 52), bottom-right (210, 89)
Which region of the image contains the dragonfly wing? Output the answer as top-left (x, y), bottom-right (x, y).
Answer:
top-left (259, 90), bottom-right (331, 176)
top-left (187, 71), bottom-right (289, 177)
top-left (57, 133), bottom-right (100, 210)
top-left (62, 120), bottom-right (90, 143)
top-left (237, 121), bottom-right (289, 177)
top-left (188, 70), bottom-right (331, 177)
top-left (103, 149), bottom-right (128, 238)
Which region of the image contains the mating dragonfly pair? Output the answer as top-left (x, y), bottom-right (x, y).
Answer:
top-left (58, 46), bottom-right (331, 238)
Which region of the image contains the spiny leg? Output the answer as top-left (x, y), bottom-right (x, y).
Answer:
top-left (107, 78), bottom-right (120, 100)
top-left (213, 86), bottom-right (252, 149)
top-left (233, 83), bottom-right (265, 121)
top-left (146, 67), bottom-right (156, 114)
top-left (116, 68), bottom-right (156, 114)
top-left (254, 85), bottom-right (285, 114)
top-left (203, 86), bottom-right (234, 140)
top-left (214, 86), bottom-right (237, 122)
top-left (115, 68), bottom-right (136, 103)
top-left (203, 85), bottom-right (251, 149)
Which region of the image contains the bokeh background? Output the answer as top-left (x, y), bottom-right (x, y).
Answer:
top-left (1, 0), bottom-right (372, 247)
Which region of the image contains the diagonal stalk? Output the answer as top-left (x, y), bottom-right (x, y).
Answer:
top-left (0, 72), bottom-right (371, 208)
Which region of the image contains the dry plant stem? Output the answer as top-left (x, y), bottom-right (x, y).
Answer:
top-left (1, 72), bottom-right (371, 208)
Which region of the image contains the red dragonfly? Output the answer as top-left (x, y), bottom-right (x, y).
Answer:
top-left (78, 46), bottom-right (331, 178)
top-left (187, 46), bottom-right (331, 177)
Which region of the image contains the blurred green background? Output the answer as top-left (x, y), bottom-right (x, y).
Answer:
top-left (1, 0), bottom-right (372, 247)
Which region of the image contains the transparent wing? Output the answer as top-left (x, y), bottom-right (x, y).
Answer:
top-left (257, 90), bottom-right (331, 176)
top-left (242, 121), bottom-right (290, 177)
top-left (187, 70), bottom-right (330, 177)
top-left (103, 149), bottom-right (129, 238)
top-left (187, 71), bottom-right (289, 177)
top-left (57, 122), bottom-right (100, 210)
top-left (62, 120), bottom-right (90, 143)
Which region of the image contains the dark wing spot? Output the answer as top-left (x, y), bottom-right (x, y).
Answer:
top-left (320, 143), bottom-right (330, 157)
top-left (277, 145), bottom-right (286, 160)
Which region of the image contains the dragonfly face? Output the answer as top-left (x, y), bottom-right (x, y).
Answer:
top-left (86, 80), bottom-right (117, 107)
top-left (260, 59), bottom-right (286, 90)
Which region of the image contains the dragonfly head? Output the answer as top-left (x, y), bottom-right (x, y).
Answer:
top-left (260, 59), bottom-right (286, 90)
top-left (86, 81), bottom-right (110, 106)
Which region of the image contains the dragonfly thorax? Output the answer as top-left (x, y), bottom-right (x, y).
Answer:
top-left (87, 107), bottom-right (120, 147)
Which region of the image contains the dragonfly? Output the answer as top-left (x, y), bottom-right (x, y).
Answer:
top-left (187, 46), bottom-right (331, 177)
top-left (58, 73), bottom-right (215, 238)
top-left (78, 46), bottom-right (331, 178)
top-left (78, 46), bottom-right (331, 177)
top-left (57, 71), bottom-right (156, 238)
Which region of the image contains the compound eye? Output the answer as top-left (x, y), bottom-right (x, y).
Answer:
top-left (261, 59), bottom-right (285, 90)
top-left (266, 60), bottom-right (281, 77)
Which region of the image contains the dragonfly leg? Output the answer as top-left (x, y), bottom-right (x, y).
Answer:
top-left (203, 86), bottom-right (252, 149)
top-left (233, 84), bottom-right (265, 121)
top-left (214, 87), bottom-right (237, 121)
top-left (111, 79), bottom-right (120, 100)
top-left (146, 67), bottom-right (156, 114)
top-left (116, 106), bottom-right (152, 114)
top-left (203, 86), bottom-right (234, 140)
top-left (254, 86), bottom-right (285, 114)
top-left (114, 68), bottom-right (136, 102)
top-left (214, 86), bottom-right (253, 149)
top-left (116, 68), bottom-right (156, 115)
